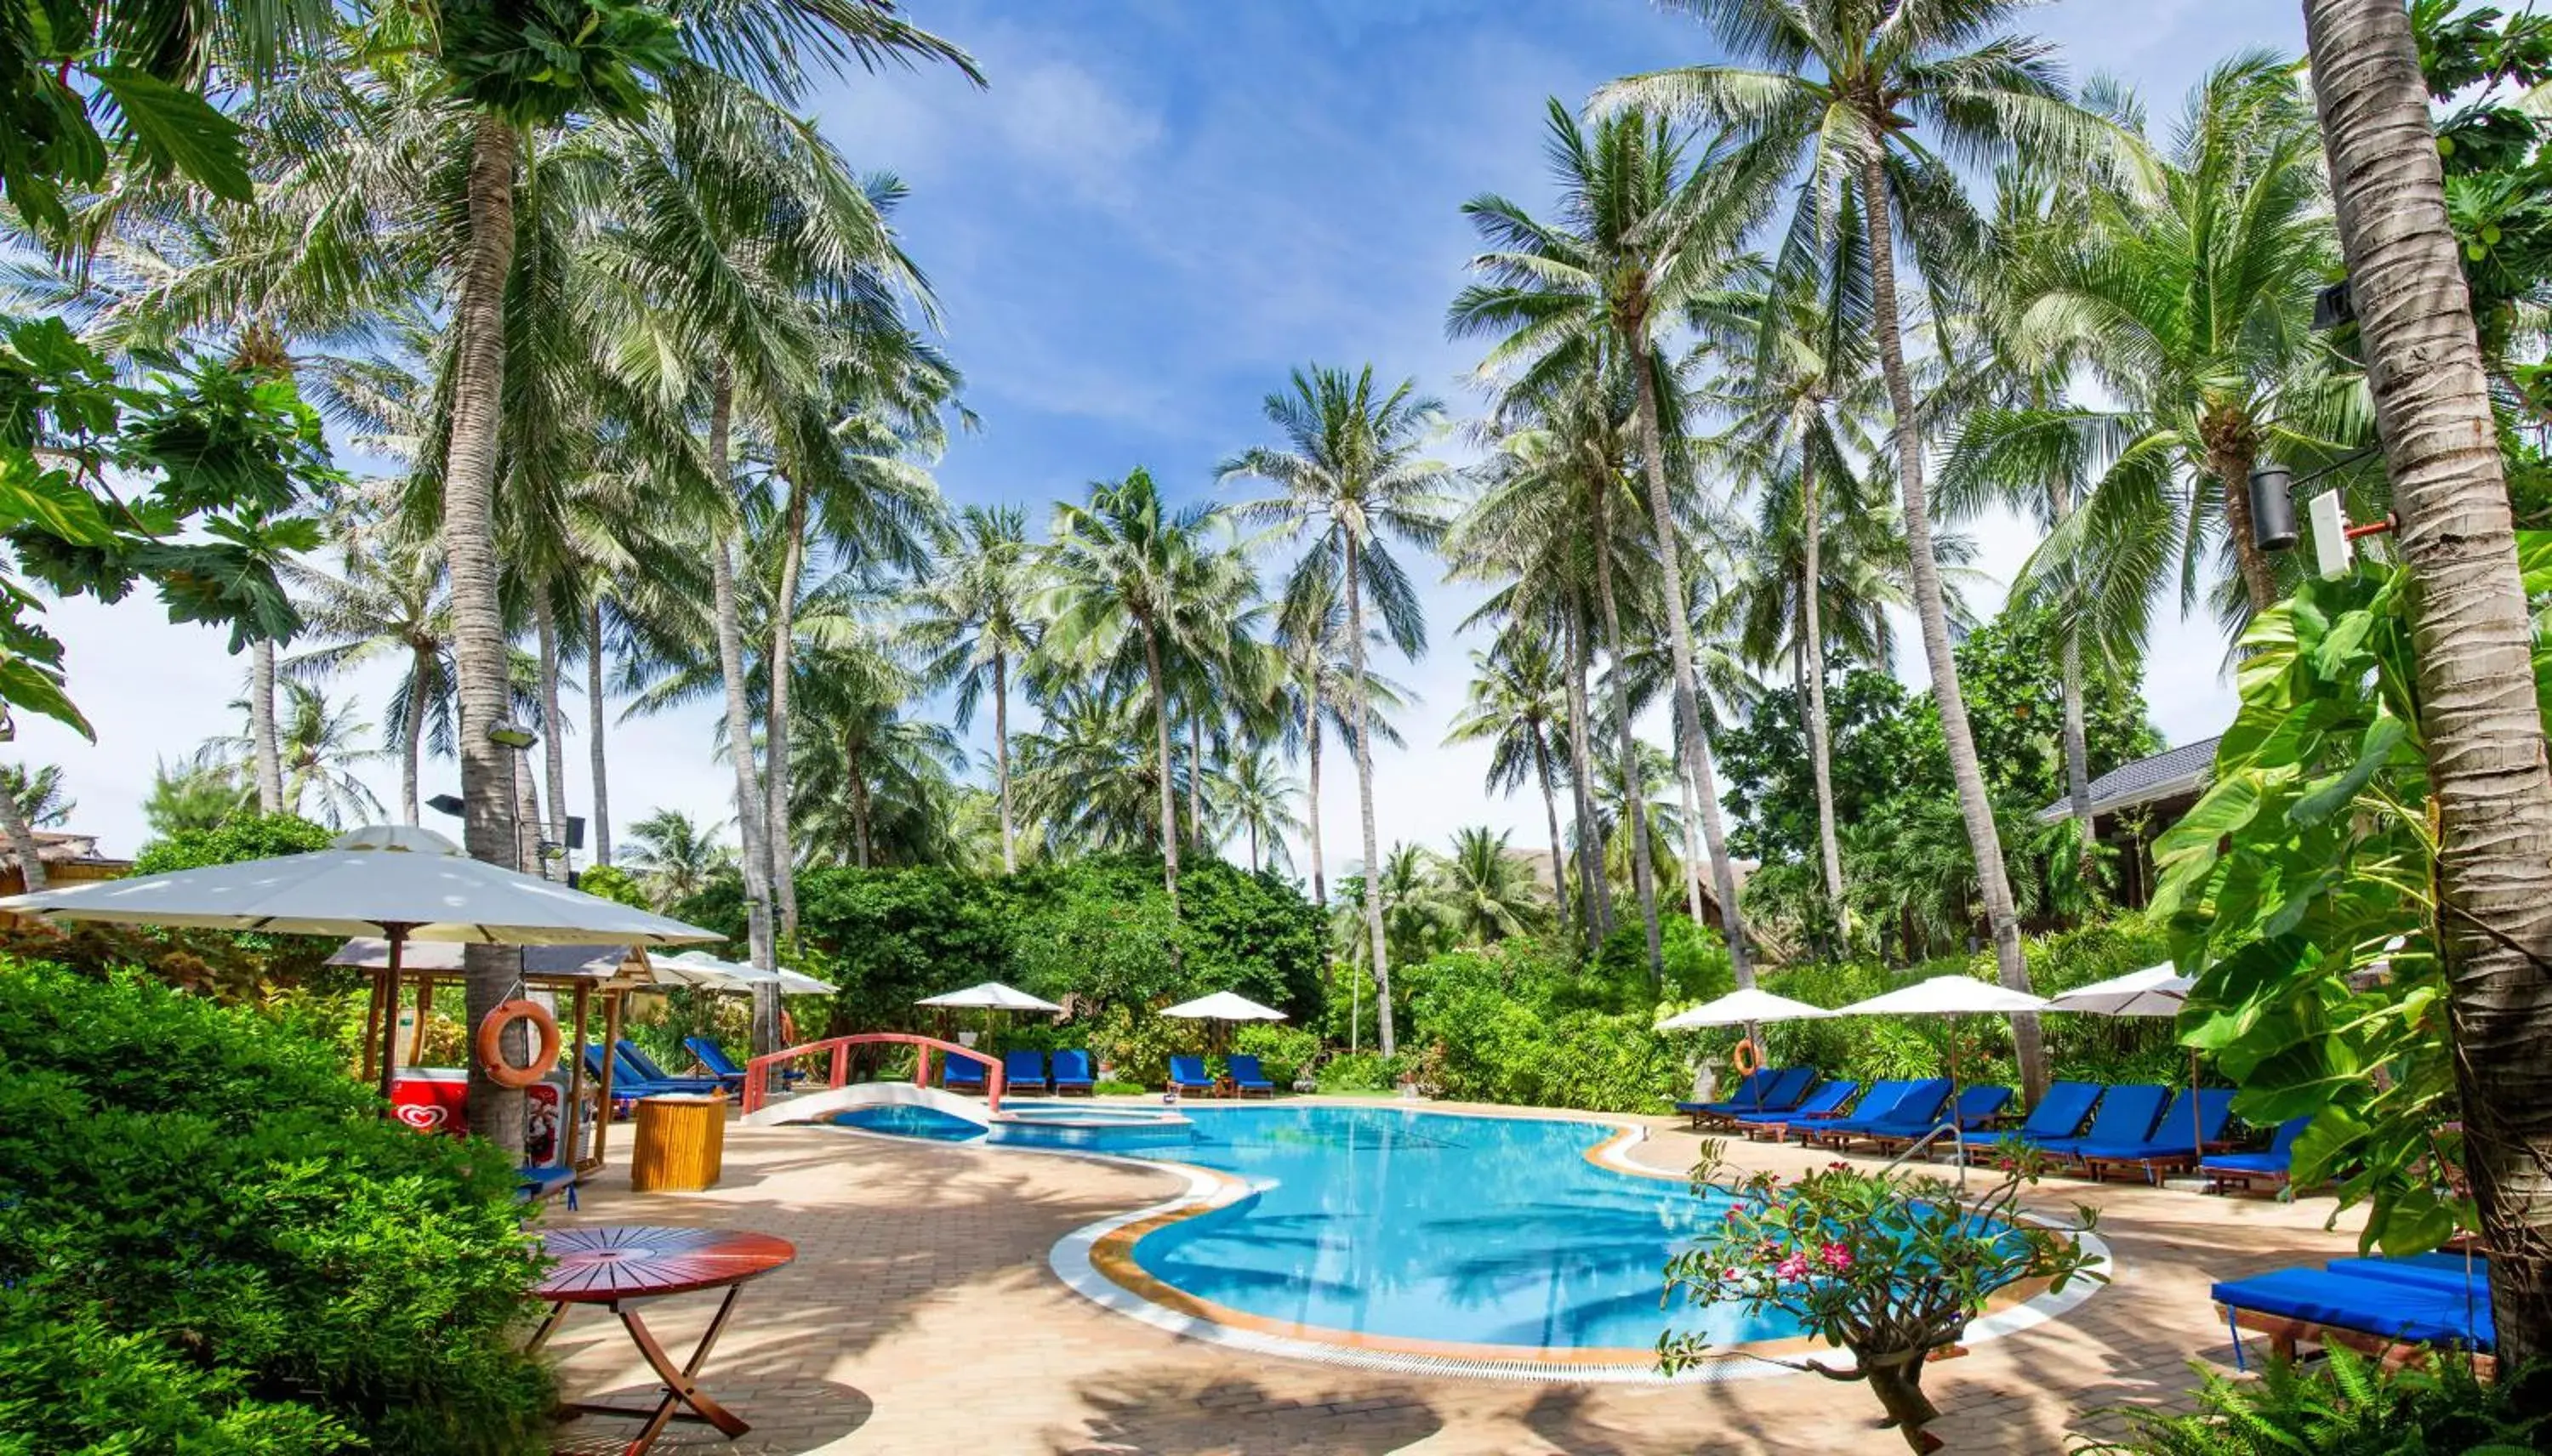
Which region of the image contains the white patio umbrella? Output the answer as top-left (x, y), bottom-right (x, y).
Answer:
top-left (2047, 964), bottom-right (2210, 1165)
top-left (917, 981), bottom-right (1063, 1012)
top-left (1160, 990), bottom-right (1286, 1057)
top-left (0, 823), bottom-right (721, 1103)
top-left (658, 949), bottom-right (838, 996)
top-left (1655, 987), bottom-right (1833, 1030)
top-left (1831, 975), bottom-right (2054, 1152)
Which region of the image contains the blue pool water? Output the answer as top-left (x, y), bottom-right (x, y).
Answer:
top-left (1131, 1104), bottom-right (1791, 1351)
top-left (840, 1099), bottom-right (1804, 1351)
top-left (833, 1101), bottom-right (1196, 1151)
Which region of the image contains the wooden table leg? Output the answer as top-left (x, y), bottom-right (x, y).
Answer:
top-left (562, 1285), bottom-right (752, 1454)
top-left (527, 1301), bottom-right (574, 1353)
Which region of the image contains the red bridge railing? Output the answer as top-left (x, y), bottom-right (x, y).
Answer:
top-left (739, 1032), bottom-right (1005, 1116)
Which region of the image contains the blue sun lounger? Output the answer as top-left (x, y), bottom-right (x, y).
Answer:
top-left (1735, 1078), bottom-right (1859, 1141)
top-left (1991, 1080), bottom-right (2103, 1156)
top-left (2213, 1259), bottom-right (2493, 1372)
top-left (1226, 1054), bottom-right (1277, 1097)
top-left (1168, 1055), bottom-right (1216, 1095)
top-left (1866, 1084), bottom-right (2014, 1154)
top-left (681, 1035), bottom-right (806, 1091)
top-left (1679, 1067), bottom-right (1815, 1127)
top-left (1806, 1078), bottom-right (1953, 1151)
top-left (1049, 1049), bottom-right (1096, 1095)
top-left (1003, 1049), bottom-right (1049, 1094)
top-left (2203, 1115), bottom-right (2313, 1193)
top-left (616, 1039), bottom-right (725, 1093)
top-left (2074, 1088), bottom-right (2238, 1182)
top-left (2027, 1083), bottom-right (2170, 1161)
top-left (944, 1055), bottom-right (988, 1092)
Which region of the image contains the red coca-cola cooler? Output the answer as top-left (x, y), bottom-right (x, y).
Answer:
top-left (390, 1068), bottom-right (567, 1167)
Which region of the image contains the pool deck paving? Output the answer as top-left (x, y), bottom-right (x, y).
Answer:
top-left (545, 1096), bottom-right (2367, 1456)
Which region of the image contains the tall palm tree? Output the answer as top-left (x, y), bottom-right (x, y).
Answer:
top-left (1045, 468), bottom-right (1220, 910)
top-left (141, 759), bottom-right (253, 837)
top-left (1945, 55), bottom-right (2333, 636)
top-left (0, 763), bottom-right (71, 894)
top-left (284, 530), bottom-right (449, 824)
top-left (206, 681), bottom-right (389, 828)
top-left (1449, 98), bottom-right (1768, 990)
top-left (1433, 825), bottom-right (1547, 945)
top-left (908, 504), bottom-right (1045, 873)
top-left (1444, 631), bottom-right (1573, 941)
top-left (1603, 0), bottom-right (2131, 1109)
top-left (1222, 365), bottom-right (1454, 1057)
top-left (1011, 680), bottom-right (1175, 856)
top-left (1270, 567), bottom-right (1414, 911)
top-left (2305, 0), bottom-right (2552, 1369)
top-left (622, 807), bottom-right (735, 910)
top-left (1213, 738), bottom-right (1303, 874)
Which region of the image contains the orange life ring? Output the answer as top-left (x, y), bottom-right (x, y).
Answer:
top-left (476, 999), bottom-right (561, 1088)
top-left (1729, 1037), bottom-right (1762, 1079)
top-left (780, 1010), bottom-right (800, 1047)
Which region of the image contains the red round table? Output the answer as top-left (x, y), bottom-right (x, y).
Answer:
top-left (529, 1226), bottom-right (795, 1455)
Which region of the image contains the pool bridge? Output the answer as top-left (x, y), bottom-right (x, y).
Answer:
top-left (739, 1032), bottom-right (1005, 1124)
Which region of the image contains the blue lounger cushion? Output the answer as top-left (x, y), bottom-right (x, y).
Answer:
top-left (616, 1040), bottom-right (724, 1091)
top-left (1169, 1055), bottom-right (1215, 1089)
top-left (1734, 1080), bottom-right (1857, 1128)
top-left (1803, 1079), bottom-right (1926, 1136)
top-left (1823, 1078), bottom-right (1956, 1140)
top-left (2204, 1115), bottom-right (2311, 1175)
top-left (945, 1055), bottom-right (988, 1087)
top-left (681, 1035), bottom-right (805, 1089)
top-left (1226, 1054), bottom-right (1276, 1091)
top-left (1050, 1049), bottom-right (1096, 1089)
top-left (2327, 1254), bottom-right (2490, 1296)
top-left (2213, 1266), bottom-right (2493, 1351)
top-left (2032, 1083), bottom-right (2171, 1157)
top-left (2009, 1081), bottom-right (2102, 1142)
top-left (2072, 1088), bottom-right (2238, 1164)
top-left (1677, 1068), bottom-right (1781, 1117)
top-left (1003, 1050), bottom-right (1048, 1089)
top-left (1712, 1066), bottom-right (1814, 1115)
top-left (584, 1044), bottom-right (681, 1094)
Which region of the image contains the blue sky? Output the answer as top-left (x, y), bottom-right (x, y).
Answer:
top-left (37, 0), bottom-right (2310, 867)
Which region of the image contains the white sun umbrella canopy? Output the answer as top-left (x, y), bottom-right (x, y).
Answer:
top-left (655, 949), bottom-right (837, 996)
top-left (917, 981), bottom-right (1063, 1013)
top-left (1159, 991), bottom-right (1288, 1022)
top-left (1656, 987), bottom-right (1834, 1031)
top-left (1831, 975), bottom-right (2051, 1017)
top-left (0, 823), bottom-right (721, 946)
top-left (2043, 964), bottom-right (2193, 1017)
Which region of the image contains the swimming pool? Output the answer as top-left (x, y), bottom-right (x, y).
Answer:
top-left (836, 1100), bottom-right (2099, 1379)
top-left (832, 1101), bottom-right (1196, 1150)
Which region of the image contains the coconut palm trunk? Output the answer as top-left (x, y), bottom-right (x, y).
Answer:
top-left (1563, 600), bottom-right (1612, 944)
top-left (2207, 424), bottom-right (2280, 611)
top-left (400, 652), bottom-right (430, 825)
top-left (1675, 748), bottom-right (1707, 924)
top-left (1303, 685), bottom-right (1326, 907)
top-left (705, 373), bottom-right (779, 1056)
top-left (513, 745), bottom-right (542, 873)
top-left (250, 639), bottom-right (283, 813)
top-left (766, 480), bottom-right (807, 937)
top-left (1342, 532), bottom-right (1394, 1055)
top-left (1802, 458), bottom-right (1846, 907)
top-left (1590, 487), bottom-right (1665, 989)
top-left (1187, 710), bottom-right (1206, 848)
top-left (2307, 0), bottom-right (2552, 1373)
top-left (1855, 155), bottom-right (2046, 1099)
top-left (536, 593), bottom-right (568, 879)
top-left (0, 777), bottom-right (45, 893)
top-left (586, 599), bottom-right (611, 865)
top-left (1535, 733), bottom-right (1569, 941)
top-left (2050, 478), bottom-right (2096, 860)
top-left (447, 114), bottom-right (526, 1148)
top-left (1142, 624), bottom-right (1181, 912)
top-left (1627, 336), bottom-right (1755, 987)
top-left (993, 650), bottom-right (1015, 873)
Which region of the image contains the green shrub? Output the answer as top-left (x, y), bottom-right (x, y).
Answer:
top-left (571, 862), bottom-right (650, 909)
top-left (131, 812), bottom-right (338, 874)
top-left (0, 963), bottom-right (552, 1455)
top-left (1316, 1050), bottom-right (1400, 1093)
top-left (2078, 1348), bottom-right (2543, 1454)
top-left (1091, 1078), bottom-right (1146, 1096)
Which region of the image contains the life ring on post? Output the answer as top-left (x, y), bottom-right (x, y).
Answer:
top-left (779, 1010), bottom-right (800, 1047)
top-left (1729, 1037), bottom-right (1762, 1080)
top-left (476, 999), bottom-right (561, 1089)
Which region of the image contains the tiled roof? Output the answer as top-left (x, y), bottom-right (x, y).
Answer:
top-left (2036, 736), bottom-right (2223, 822)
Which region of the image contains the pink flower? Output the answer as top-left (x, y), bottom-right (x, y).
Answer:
top-left (1819, 1242), bottom-right (1853, 1272)
top-left (1826, 1161), bottom-right (1849, 1172)
top-left (1774, 1253), bottom-right (1812, 1283)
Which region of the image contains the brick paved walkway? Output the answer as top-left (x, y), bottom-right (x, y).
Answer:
top-left (545, 1101), bottom-right (2364, 1455)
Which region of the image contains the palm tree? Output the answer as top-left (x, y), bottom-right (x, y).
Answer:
top-left (215, 681), bottom-right (390, 828)
top-left (1433, 825), bottom-right (1547, 944)
top-left (1222, 364), bottom-right (1455, 1057)
top-left (1448, 98), bottom-right (1767, 991)
top-left (1271, 566), bottom-right (1415, 911)
top-left (1213, 738), bottom-right (1303, 874)
top-left (2305, 0), bottom-right (2552, 1369)
top-left (622, 808), bottom-right (736, 910)
top-left (1012, 680), bottom-right (1175, 856)
top-left (1444, 631), bottom-right (1574, 940)
top-left (1604, 0), bottom-right (2131, 1111)
top-left (1044, 468), bottom-right (1219, 909)
top-left (284, 530), bottom-right (449, 824)
top-left (1945, 55), bottom-right (2334, 636)
top-left (0, 762), bottom-right (71, 893)
top-left (141, 759), bottom-right (253, 837)
top-left (908, 504), bottom-right (1045, 873)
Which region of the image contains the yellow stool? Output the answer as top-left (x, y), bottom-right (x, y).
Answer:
top-left (629, 1093), bottom-right (726, 1192)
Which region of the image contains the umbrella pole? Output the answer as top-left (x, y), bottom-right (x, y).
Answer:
top-left (375, 925), bottom-right (408, 1115)
top-left (2190, 1045), bottom-right (2203, 1169)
